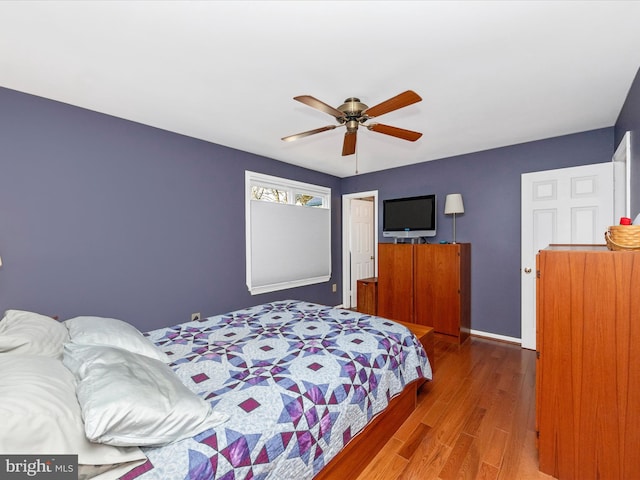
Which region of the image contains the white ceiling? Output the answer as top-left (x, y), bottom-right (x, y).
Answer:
top-left (2, 1), bottom-right (640, 178)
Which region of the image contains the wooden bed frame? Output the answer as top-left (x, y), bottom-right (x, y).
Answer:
top-left (315, 381), bottom-right (418, 479)
top-left (315, 324), bottom-right (434, 479)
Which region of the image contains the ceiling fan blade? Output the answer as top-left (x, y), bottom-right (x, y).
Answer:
top-left (281, 125), bottom-right (337, 142)
top-left (367, 123), bottom-right (422, 141)
top-left (294, 95), bottom-right (346, 120)
top-left (342, 132), bottom-right (357, 156)
top-left (362, 90), bottom-right (422, 118)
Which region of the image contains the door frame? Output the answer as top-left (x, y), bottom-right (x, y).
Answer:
top-left (342, 190), bottom-right (378, 308)
top-left (612, 130), bottom-right (631, 219)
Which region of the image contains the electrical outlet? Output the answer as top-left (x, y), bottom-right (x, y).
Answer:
top-left (332, 283), bottom-right (337, 293)
top-left (191, 312), bottom-right (201, 321)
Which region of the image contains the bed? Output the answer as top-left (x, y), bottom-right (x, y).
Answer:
top-left (0, 300), bottom-right (432, 480)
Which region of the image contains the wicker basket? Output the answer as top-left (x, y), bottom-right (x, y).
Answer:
top-left (605, 225), bottom-right (640, 251)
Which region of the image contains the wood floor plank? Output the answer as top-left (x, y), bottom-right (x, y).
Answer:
top-left (456, 437), bottom-right (483, 480)
top-left (516, 430), bottom-right (555, 480)
top-left (393, 386), bottom-right (437, 442)
top-left (477, 462), bottom-right (500, 480)
top-left (429, 385), bottom-right (480, 449)
top-left (355, 437), bottom-right (409, 480)
top-left (397, 438), bottom-right (452, 480)
top-left (438, 432), bottom-right (476, 480)
top-left (461, 405), bottom-right (487, 437)
top-left (482, 427), bottom-right (509, 468)
top-left (497, 358), bottom-right (536, 479)
top-left (397, 422), bottom-right (431, 459)
top-left (470, 388), bottom-right (509, 465)
top-left (353, 336), bottom-right (554, 480)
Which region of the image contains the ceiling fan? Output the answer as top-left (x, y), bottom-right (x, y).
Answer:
top-left (282, 90), bottom-right (423, 156)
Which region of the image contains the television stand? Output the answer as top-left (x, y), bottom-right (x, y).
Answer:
top-left (393, 237), bottom-right (421, 244)
top-left (377, 242), bottom-right (471, 344)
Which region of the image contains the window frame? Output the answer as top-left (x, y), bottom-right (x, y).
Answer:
top-left (245, 171), bottom-right (331, 295)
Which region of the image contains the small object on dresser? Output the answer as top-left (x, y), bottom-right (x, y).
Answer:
top-left (605, 224), bottom-right (640, 251)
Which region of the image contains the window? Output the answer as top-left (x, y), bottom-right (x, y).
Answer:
top-left (245, 171), bottom-right (331, 295)
top-left (251, 186), bottom-right (288, 203)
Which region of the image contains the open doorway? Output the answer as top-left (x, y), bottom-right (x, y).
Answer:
top-left (341, 190), bottom-right (378, 309)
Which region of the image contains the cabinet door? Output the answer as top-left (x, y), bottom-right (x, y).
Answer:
top-left (414, 244), bottom-right (460, 335)
top-left (377, 244), bottom-right (414, 323)
top-left (537, 249), bottom-right (640, 479)
top-left (356, 278), bottom-right (377, 315)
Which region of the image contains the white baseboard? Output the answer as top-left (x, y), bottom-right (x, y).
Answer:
top-left (470, 328), bottom-right (521, 345)
top-left (333, 307), bottom-right (523, 346)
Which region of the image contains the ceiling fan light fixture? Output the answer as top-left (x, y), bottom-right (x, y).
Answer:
top-left (346, 119), bottom-right (359, 133)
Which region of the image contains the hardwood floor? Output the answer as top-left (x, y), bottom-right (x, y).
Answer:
top-left (354, 335), bottom-right (555, 480)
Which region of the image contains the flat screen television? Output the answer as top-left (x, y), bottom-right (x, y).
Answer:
top-left (383, 194), bottom-right (437, 239)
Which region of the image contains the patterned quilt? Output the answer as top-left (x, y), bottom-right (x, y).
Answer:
top-left (120, 300), bottom-right (431, 480)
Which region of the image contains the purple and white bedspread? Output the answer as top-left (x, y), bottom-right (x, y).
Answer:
top-left (121, 300), bottom-right (431, 480)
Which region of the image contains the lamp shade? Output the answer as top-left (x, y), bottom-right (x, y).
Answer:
top-left (444, 193), bottom-right (464, 215)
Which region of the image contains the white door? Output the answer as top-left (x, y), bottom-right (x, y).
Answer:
top-left (521, 162), bottom-right (614, 350)
top-left (350, 199), bottom-right (375, 308)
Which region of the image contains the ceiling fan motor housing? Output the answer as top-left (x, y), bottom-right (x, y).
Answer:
top-left (338, 98), bottom-right (369, 133)
top-left (338, 98), bottom-right (368, 116)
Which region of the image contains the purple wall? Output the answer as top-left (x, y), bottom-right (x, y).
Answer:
top-left (4, 74), bottom-right (638, 339)
top-left (0, 87), bottom-right (342, 332)
top-left (615, 67), bottom-right (640, 216)
top-left (342, 128), bottom-right (614, 338)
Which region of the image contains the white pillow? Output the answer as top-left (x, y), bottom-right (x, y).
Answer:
top-left (0, 355), bottom-right (146, 468)
top-left (0, 309), bottom-right (69, 358)
top-left (63, 343), bottom-right (229, 447)
top-left (64, 315), bottom-right (169, 362)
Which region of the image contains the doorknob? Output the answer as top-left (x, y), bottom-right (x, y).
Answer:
top-left (370, 256), bottom-right (374, 260)
top-left (524, 267), bottom-right (532, 274)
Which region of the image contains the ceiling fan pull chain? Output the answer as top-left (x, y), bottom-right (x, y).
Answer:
top-left (355, 143), bottom-right (359, 175)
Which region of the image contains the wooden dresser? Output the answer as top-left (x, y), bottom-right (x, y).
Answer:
top-left (536, 245), bottom-right (640, 479)
top-left (356, 277), bottom-right (377, 315)
top-left (377, 243), bottom-right (470, 343)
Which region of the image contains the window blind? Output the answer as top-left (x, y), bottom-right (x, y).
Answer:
top-left (247, 200), bottom-right (331, 294)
